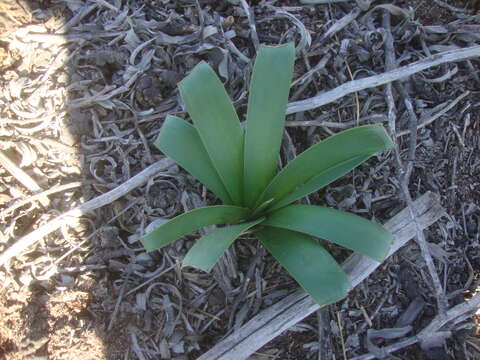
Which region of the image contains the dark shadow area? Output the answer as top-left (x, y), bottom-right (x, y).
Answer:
top-left (0, 0), bottom-right (480, 360)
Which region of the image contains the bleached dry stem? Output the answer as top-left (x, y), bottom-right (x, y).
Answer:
top-left (0, 159), bottom-right (173, 266)
top-left (286, 45), bottom-right (480, 114)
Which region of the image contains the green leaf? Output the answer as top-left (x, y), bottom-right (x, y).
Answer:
top-left (256, 227), bottom-right (350, 305)
top-left (155, 115), bottom-right (233, 204)
top-left (243, 43), bottom-right (295, 207)
top-left (269, 154), bottom-right (370, 211)
top-left (250, 198), bottom-right (274, 218)
top-left (179, 61), bottom-right (244, 205)
top-left (183, 218), bottom-right (264, 272)
top-left (141, 205), bottom-right (248, 252)
top-left (263, 205), bottom-right (392, 262)
top-left (256, 124), bottom-right (394, 209)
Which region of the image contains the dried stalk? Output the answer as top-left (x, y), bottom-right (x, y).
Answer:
top-left (0, 150), bottom-right (50, 206)
top-left (352, 292), bottom-right (480, 360)
top-left (286, 45), bottom-right (480, 114)
top-left (0, 159), bottom-right (173, 266)
top-left (383, 11), bottom-right (448, 314)
top-left (1, 181), bottom-right (83, 217)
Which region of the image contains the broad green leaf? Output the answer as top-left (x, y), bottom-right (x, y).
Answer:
top-left (183, 218), bottom-right (264, 271)
top-left (141, 205), bottom-right (248, 252)
top-left (250, 198), bottom-right (274, 218)
top-left (155, 115), bottom-right (233, 204)
top-left (256, 124), bottom-right (394, 209)
top-left (179, 61), bottom-right (244, 205)
top-left (256, 227), bottom-right (350, 305)
top-left (243, 43), bottom-right (295, 207)
top-left (263, 205), bottom-right (392, 262)
top-left (268, 154), bottom-right (370, 211)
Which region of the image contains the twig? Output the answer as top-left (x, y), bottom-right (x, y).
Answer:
top-left (0, 150), bottom-right (49, 206)
top-left (56, 4), bottom-right (98, 32)
top-left (352, 292), bottom-right (480, 360)
top-left (108, 266), bottom-right (132, 331)
top-left (301, 0), bottom-right (352, 3)
top-left (384, 12), bottom-right (448, 314)
top-left (58, 264), bottom-right (107, 272)
top-left (344, 61), bottom-right (360, 125)
top-left (396, 91), bottom-right (469, 137)
top-left (431, 0), bottom-right (469, 13)
top-left (125, 265), bottom-right (175, 296)
top-left (26, 137), bottom-right (77, 153)
top-left (419, 293), bottom-right (480, 336)
top-left (67, 85), bottom-right (129, 110)
top-left (381, 10), bottom-right (399, 168)
top-left (286, 88), bottom-right (467, 136)
top-left (0, 159), bottom-right (174, 266)
top-left (227, 247), bottom-right (266, 329)
top-left (337, 312), bottom-right (347, 360)
top-left (89, 0), bottom-right (119, 12)
top-left (286, 45), bottom-right (480, 114)
top-left (397, 85), bottom-right (418, 182)
top-left (1, 181), bottom-right (83, 217)
top-left (317, 307), bottom-right (334, 360)
top-left (285, 114), bottom-right (386, 128)
top-left (400, 170), bottom-right (448, 315)
top-left (291, 53), bottom-right (331, 87)
top-left (239, 0), bottom-right (260, 50)
top-left (18, 30), bottom-right (123, 45)
top-left (317, 8), bottom-right (361, 44)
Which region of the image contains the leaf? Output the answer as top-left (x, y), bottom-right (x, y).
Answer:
top-left (179, 61), bottom-right (244, 205)
top-left (141, 205), bottom-right (248, 252)
top-left (263, 205), bottom-right (392, 262)
top-left (243, 43), bottom-right (295, 207)
top-left (155, 115), bottom-right (233, 204)
top-left (256, 227), bottom-right (350, 305)
top-left (256, 124), bottom-right (394, 208)
top-left (269, 154), bottom-right (371, 211)
top-left (183, 218), bottom-right (264, 272)
top-left (250, 198), bottom-right (274, 218)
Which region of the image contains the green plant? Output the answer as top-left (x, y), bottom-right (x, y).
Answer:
top-left (142, 43), bottom-right (394, 305)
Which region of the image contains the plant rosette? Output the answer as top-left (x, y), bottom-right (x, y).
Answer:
top-left (142, 43), bottom-right (394, 305)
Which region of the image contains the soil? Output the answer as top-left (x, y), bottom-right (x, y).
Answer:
top-left (1, 0), bottom-right (480, 359)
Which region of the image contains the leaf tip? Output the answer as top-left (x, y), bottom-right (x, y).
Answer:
top-left (181, 261), bottom-right (211, 273)
top-left (140, 236), bottom-right (157, 253)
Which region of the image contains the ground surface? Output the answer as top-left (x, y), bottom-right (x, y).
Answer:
top-left (0, 0), bottom-right (479, 359)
